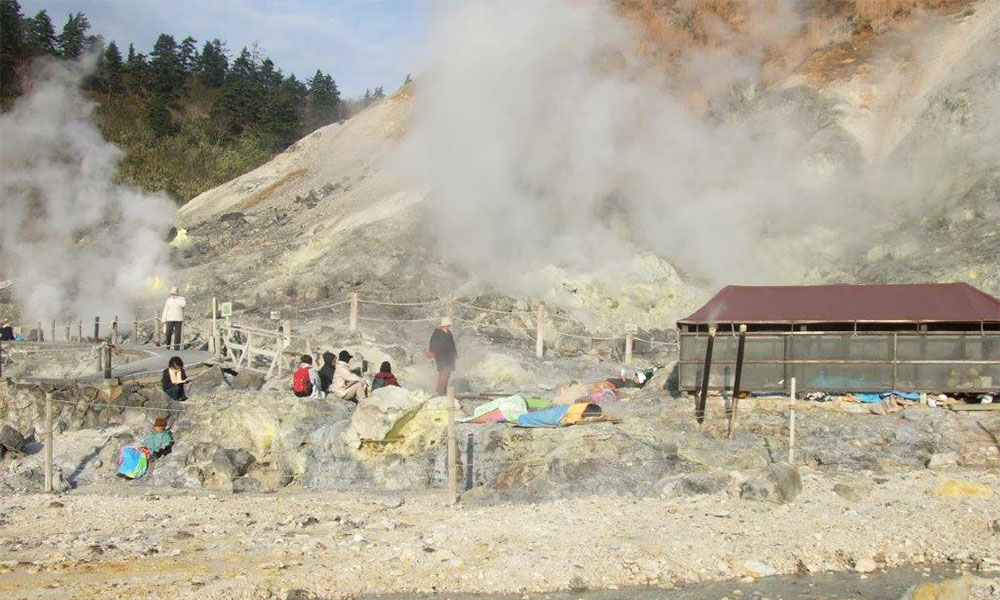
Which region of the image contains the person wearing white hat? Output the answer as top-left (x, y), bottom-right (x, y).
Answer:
top-left (427, 316), bottom-right (457, 395)
top-left (161, 287), bottom-right (186, 350)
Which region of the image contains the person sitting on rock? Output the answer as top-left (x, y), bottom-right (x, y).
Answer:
top-left (117, 417), bottom-right (173, 479)
top-left (0, 318), bottom-right (14, 341)
top-left (318, 351), bottom-right (337, 392)
top-left (161, 356), bottom-right (189, 401)
top-left (332, 350), bottom-right (367, 402)
top-left (292, 355), bottom-right (325, 399)
top-left (371, 361), bottom-right (400, 391)
top-left (142, 417), bottom-right (174, 458)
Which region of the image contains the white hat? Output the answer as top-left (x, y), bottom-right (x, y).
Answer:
top-left (169, 287), bottom-right (179, 295)
top-left (440, 316), bottom-right (453, 327)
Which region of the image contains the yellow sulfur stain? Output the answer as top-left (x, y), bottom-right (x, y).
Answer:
top-left (929, 480), bottom-right (993, 498)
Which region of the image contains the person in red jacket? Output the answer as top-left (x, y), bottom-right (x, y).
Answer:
top-left (371, 361), bottom-right (400, 390)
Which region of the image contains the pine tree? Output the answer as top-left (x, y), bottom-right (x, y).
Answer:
top-left (363, 88), bottom-right (371, 106)
top-left (58, 12), bottom-right (90, 58)
top-left (0, 0), bottom-right (26, 104)
top-left (178, 36), bottom-right (197, 74)
top-left (148, 33), bottom-right (184, 99)
top-left (373, 86), bottom-right (385, 100)
top-left (262, 74), bottom-right (305, 147)
top-left (305, 69), bottom-right (340, 130)
top-left (404, 73), bottom-right (411, 85)
top-left (100, 40), bottom-right (124, 93)
top-left (146, 92), bottom-right (175, 136)
top-left (196, 38), bottom-right (227, 87)
top-left (124, 43), bottom-right (147, 93)
top-left (210, 46), bottom-right (262, 135)
top-left (25, 9), bottom-right (57, 56)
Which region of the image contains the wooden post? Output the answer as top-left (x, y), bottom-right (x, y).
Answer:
top-left (154, 311), bottom-right (161, 346)
top-left (788, 376), bottom-right (797, 464)
top-left (132, 317), bottom-right (139, 343)
top-left (77, 319), bottom-right (83, 342)
top-left (103, 344), bottom-right (112, 380)
top-left (447, 386), bottom-right (457, 504)
top-left (728, 324), bottom-right (747, 439)
top-left (282, 319), bottom-right (292, 347)
top-left (624, 331), bottom-right (634, 366)
top-left (65, 321), bottom-right (71, 342)
top-left (696, 327), bottom-right (716, 425)
top-left (465, 432), bottom-right (474, 491)
top-left (37, 321), bottom-right (43, 342)
top-left (447, 296), bottom-right (454, 321)
top-left (50, 320), bottom-right (56, 344)
top-left (212, 298), bottom-right (220, 361)
top-left (44, 392), bottom-right (53, 493)
top-left (349, 292), bottom-right (359, 332)
top-left (93, 316), bottom-right (100, 342)
top-left (535, 305), bottom-right (544, 359)
top-left (112, 316), bottom-right (119, 346)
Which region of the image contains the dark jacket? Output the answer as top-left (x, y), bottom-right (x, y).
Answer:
top-left (428, 328), bottom-right (457, 370)
top-left (318, 351), bottom-right (336, 391)
top-left (372, 371), bottom-right (400, 390)
top-left (161, 367), bottom-right (187, 391)
top-left (0, 326), bottom-right (13, 341)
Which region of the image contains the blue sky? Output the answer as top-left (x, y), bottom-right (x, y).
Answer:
top-left (19, 0), bottom-right (431, 97)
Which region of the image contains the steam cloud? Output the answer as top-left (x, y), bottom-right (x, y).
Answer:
top-left (401, 0), bottom-right (1000, 291)
top-left (0, 59), bottom-right (175, 323)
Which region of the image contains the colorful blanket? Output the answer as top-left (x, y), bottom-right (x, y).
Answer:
top-left (117, 446), bottom-right (150, 479)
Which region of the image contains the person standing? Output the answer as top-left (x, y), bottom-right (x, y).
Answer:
top-left (161, 287), bottom-right (186, 350)
top-left (428, 317), bottom-right (457, 395)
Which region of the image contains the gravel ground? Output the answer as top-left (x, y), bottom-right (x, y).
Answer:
top-left (0, 469), bottom-right (997, 600)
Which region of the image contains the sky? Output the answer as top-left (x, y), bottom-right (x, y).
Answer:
top-left (19, 0), bottom-right (431, 97)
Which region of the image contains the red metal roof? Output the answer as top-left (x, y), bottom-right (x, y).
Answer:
top-left (678, 283), bottom-right (1000, 325)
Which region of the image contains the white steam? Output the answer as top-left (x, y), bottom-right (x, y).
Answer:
top-left (400, 0), bottom-right (999, 292)
top-left (0, 59), bottom-right (175, 323)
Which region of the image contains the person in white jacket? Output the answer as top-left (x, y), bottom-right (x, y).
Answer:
top-left (331, 350), bottom-right (367, 402)
top-left (161, 287), bottom-right (186, 350)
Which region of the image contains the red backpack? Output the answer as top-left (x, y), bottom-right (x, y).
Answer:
top-left (292, 366), bottom-right (313, 396)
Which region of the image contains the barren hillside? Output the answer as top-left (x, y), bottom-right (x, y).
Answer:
top-left (175, 0), bottom-right (1000, 325)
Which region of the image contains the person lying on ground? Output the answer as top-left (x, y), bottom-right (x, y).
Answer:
top-left (162, 356), bottom-right (189, 401)
top-left (318, 351), bottom-right (336, 392)
top-left (332, 350), bottom-right (367, 402)
top-left (292, 355), bottom-right (325, 399)
top-left (605, 369), bottom-right (650, 389)
top-left (371, 361), bottom-right (400, 390)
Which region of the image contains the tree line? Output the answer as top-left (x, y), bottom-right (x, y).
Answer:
top-left (0, 1), bottom-right (360, 150)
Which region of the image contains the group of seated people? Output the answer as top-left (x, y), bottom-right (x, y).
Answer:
top-left (293, 350), bottom-right (400, 401)
top-left (158, 350), bottom-right (402, 404)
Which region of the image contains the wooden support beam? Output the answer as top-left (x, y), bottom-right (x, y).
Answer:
top-left (696, 327), bottom-right (715, 424)
top-left (728, 324), bottom-right (747, 439)
top-left (447, 386), bottom-right (457, 504)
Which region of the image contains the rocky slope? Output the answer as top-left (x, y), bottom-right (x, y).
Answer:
top-left (170, 0), bottom-right (999, 332)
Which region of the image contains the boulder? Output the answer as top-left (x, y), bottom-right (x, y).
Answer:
top-left (343, 386), bottom-right (427, 448)
top-left (0, 424), bottom-right (25, 453)
top-left (740, 463), bottom-right (802, 504)
top-left (213, 448), bottom-right (256, 477)
top-left (233, 371), bottom-right (266, 391)
top-left (233, 476), bottom-right (261, 493)
top-left (926, 453), bottom-right (960, 469)
top-left (833, 481), bottom-right (870, 502)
